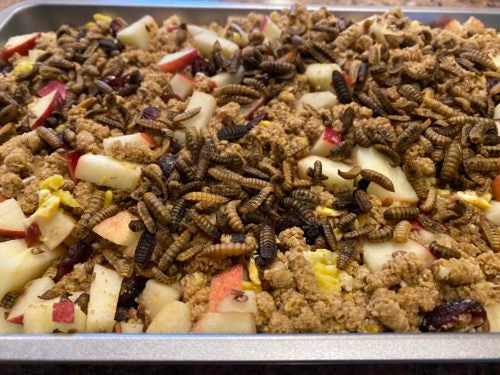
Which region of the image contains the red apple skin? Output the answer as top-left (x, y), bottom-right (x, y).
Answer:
top-left (493, 176), bottom-right (500, 201)
top-left (158, 49), bottom-right (198, 73)
top-left (208, 264), bottom-right (243, 312)
top-left (258, 16), bottom-right (269, 32)
top-left (52, 300), bottom-right (75, 323)
top-left (165, 25), bottom-right (179, 32)
top-left (6, 314), bottom-right (23, 324)
top-left (341, 71), bottom-right (352, 87)
top-left (0, 228), bottom-right (25, 238)
top-left (64, 150), bottom-right (82, 179)
top-left (38, 80), bottom-right (66, 100)
top-left (140, 133), bottom-right (155, 147)
top-left (30, 91), bottom-right (64, 129)
top-left (0, 195), bottom-right (5, 203)
top-left (323, 128), bottom-right (341, 145)
top-left (0, 32), bottom-right (41, 61)
top-left (410, 219), bottom-right (423, 230)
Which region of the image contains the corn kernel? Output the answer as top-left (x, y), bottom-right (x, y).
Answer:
top-left (259, 120), bottom-right (271, 127)
top-left (333, 228), bottom-right (343, 241)
top-left (85, 22), bottom-right (96, 29)
top-left (247, 258), bottom-right (261, 286)
top-left (456, 191), bottom-right (491, 210)
top-left (103, 190), bottom-right (113, 208)
top-left (365, 325), bottom-right (380, 333)
top-left (40, 175), bottom-right (64, 191)
top-left (55, 124), bottom-right (67, 133)
top-left (410, 20), bottom-right (420, 28)
top-left (315, 206), bottom-right (341, 217)
top-left (242, 280), bottom-right (262, 292)
top-left (52, 190), bottom-right (80, 208)
top-left (232, 32), bottom-right (241, 44)
top-left (437, 188), bottom-right (451, 197)
top-left (14, 59), bottom-right (34, 75)
top-left (357, 214), bottom-right (367, 225)
top-left (93, 13), bottom-right (112, 22)
top-left (35, 195), bottom-right (60, 219)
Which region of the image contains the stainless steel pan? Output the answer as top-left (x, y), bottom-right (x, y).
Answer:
top-left (0, 0), bottom-right (498, 363)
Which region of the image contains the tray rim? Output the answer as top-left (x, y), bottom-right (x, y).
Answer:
top-left (0, 0), bottom-right (499, 363)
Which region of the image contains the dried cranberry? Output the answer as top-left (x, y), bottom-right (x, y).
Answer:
top-left (302, 224), bottom-right (322, 245)
top-left (141, 106), bottom-right (161, 120)
top-left (275, 212), bottom-right (304, 233)
top-left (421, 299), bottom-right (487, 332)
top-left (160, 93), bottom-right (182, 103)
top-left (118, 277), bottom-right (147, 307)
top-left (158, 154), bottom-right (177, 178)
top-left (246, 113), bottom-right (267, 130)
top-left (25, 223), bottom-right (42, 247)
top-left (55, 242), bottom-right (92, 281)
top-left (191, 56), bottom-right (211, 76)
top-left (105, 74), bottom-right (130, 90)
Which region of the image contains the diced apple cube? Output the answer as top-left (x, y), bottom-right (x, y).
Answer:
top-left (0, 32), bottom-right (41, 61)
top-left (139, 280), bottom-right (182, 319)
top-left (103, 133), bottom-right (155, 154)
top-left (192, 33), bottom-right (239, 58)
top-left (170, 74), bottom-right (195, 99)
top-left (494, 103), bottom-right (500, 120)
top-left (86, 265), bottom-right (123, 333)
top-left (210, 66), bottom-right (244, 88)
top-left (146, 300), bottom-right (192, 334)
top-left (296, 91), bottom-right (338, 110)
top-left (309, 128), bottom-right (342, 157)
top-left (158, 49), bottom-right (198, 73)
top-left (216, 290), bottom-right (257, 313)
top-left (7, 276), bottom-right (55, 324)
top-left (117, 15), bottom-right (158, 50)
top-left (0, 308), bottom-right (23, 333)
top-left (297, 155), bottom-right (354, 192)
top-left (74, 153), bottom-right (142, 191)
top-left (38, 80), bottom-right (66, 100)
top-left (363, 239), bottom-right (435, 273)
top-left (180, 90), bottom-right (216, 130)
top-left (119, 322), bottom-right (144, 333)
top-left (485, 303), bottom-right (500, 332)
top-left (64, 150), bottom-right (81, 180)
top-left (305, 64), bottom-right (341, 91)
top-left (186, 24), bottom-right (217, 36)
top-left (192, 312), bottom-right (256, 334)
top-left (485, 201), bottom-right (500, 226)
top-left (352, 147), bottom-right (418, 204)
top-left (259, 16), bottom-right (282, 41)
top-left (0, 198), bottom-right (26, 238)
top-left (32, 209), bottom-right (75, 250)
top-left (208, 264), bottom-right (243, 312)
top-left (28, 90), bottom-right (63, 129)
top-left (93, 210), bottom-right (142, 246)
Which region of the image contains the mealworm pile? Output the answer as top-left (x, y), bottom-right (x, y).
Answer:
top-left (0, 4), bottom-right (499, 333)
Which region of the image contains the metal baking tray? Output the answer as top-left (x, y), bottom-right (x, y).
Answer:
top-left (0, 0), bottom-right (499, 363)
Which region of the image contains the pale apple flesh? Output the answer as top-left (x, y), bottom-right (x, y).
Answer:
top-left (309, 128), bottom-right (342, 157)
top-left (296, 91), bottom-right (338, 110)
top-left (117, 15), bottom-right (158, 50)
top-left (305, 63), bottom-right (341, 91)
top-left (192, 33), bottom-right (239, 58)
top-left (192, 312), bottom-right (256, 334)
top-left (215, 290), bottom-right (257, 314)
top-left (209, 66), bottom-right (244, 88)
top-left (297, 155), bottom-right (354, 192)
top-left (92, 210), bottom-right (142, 246)
top-left (0, 198), bottom-right (27, 237)
top-left (28, 90), bottom-right (63, 129)
top-left (146, 301), bottom-right (192, 334)
top-left (103, 133), bottom-right (155, 153)
top-left (139, 280), bottom-right (182, 320)
top-left (259, 16), bottom-right (282, 40)
top-left (180, 90), bottom-right (217, 130)
top-left (0, 308), bottom-right (23, 333)
top-left (170, 73), bottom-right (195, 99)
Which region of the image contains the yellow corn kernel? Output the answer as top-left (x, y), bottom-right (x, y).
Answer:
top-left (410, 20), bottom-right (420, 28)
top-left (40, 175), bottom-right (64, 191)
top-left (35, 195), bottom-right (60, 219)
top-left (103, 190), bottom-right (113, 208)
top-left (14, 59), bottom-right (34, 75)
top-left (84, 22), bottom-right (96, 29)
top-left (357, 214), bottom-right (367, 225)
top-left (437, 188), bottom-right (451, 197)
top-left (315, 273), bottom-right (341, 292)
top-left (334, 228), bottom-right (343, 241)
top-left (315, 206), bottom-right (341, 217)
top-left (456, 191), bottom-right (491, 210)
top-left (365, 325), bottom-right (380, 333)
top-left (368, 194), bottom-right (382, 207)
top-left (93, 13), bottom-right (112, 22)
top-left (259, 120), bottom-right (271, 127)
top-left (52, 190), bottom-right (80, 208)
top-left (55, 124), bottom-right (66, 133)
top-left (247, 258), bottom-right (261, 285)
top-left (232, 32), bottom-right (241, 44)
top-left (242, 280), bottom-right (261, 292)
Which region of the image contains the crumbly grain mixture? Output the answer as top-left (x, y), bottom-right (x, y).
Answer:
top-left (0, 4), bottom-right (498, 334)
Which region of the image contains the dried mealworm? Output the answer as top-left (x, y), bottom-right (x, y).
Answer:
top-left (239, 186), bottom-right (274, 214)
top-left (226, 200), bottom-right (245, 233)
top-left (429, 241), bottom-right (461, 259)
top-left (290, 189), bottom-right (320, 206)
top-left (440, 141), bottom-right (462, 183)
top-left (337, 241), bottom-right (356, 270)
top-left (129, 220), bottom-right (146, 232)
top-left (419, 187), bottom-right (437, 213)
top-left (282, 197), bottom-right (317, 225)
top-left (74, 190), bottom-right (105, 239)
top-left (353, 126), bottom-right (372, 148)
top-left (0, 291), bottom-right (18, 309)
top-left (188, 209), bottom-right (219, 238)
top-left (170, 198), bottom-right (189, 226)
top-left (393, 220), bottom-right (412, 243)
top-left (321, 218), bottom-right (338, 252)
top-left (35, 126), bottom-right (63, 149)
top-left (130, 178), bottom-right (152, 201)
top-left (86, 204), bottom-right (120, 230)
top-left (142, 164), bottom-right (168, 198)
top-left (242, 165), bottom-right (270, 180)
top-left (134, 232), bottom-right (157, 268)
top-left (343, 224), bottom-right (375, 240)
top-left (425, 127), bottom-right (452, 147)
top-left (360, 169), bottom-right (395, 192)
top-left (103, 249), bottom-right (132, 278)
top-left (176, 243), bottom-right (205, 262)
top-left (173, 107), bottom-right (201, 123)
top-left (183, 191), bottom-right (229, 204)
top-left (136, 201), bottom-right (156, 234)
top-left (417, 214), bottom-right (447, 233)
top-left (259, 224), bottom-right (277, 261)
top-left (216, 84), bottom-right (260, 98)
top-left (336, 212), bottom-right (357, 231)
top-left (198, 243), bottom-right (254, 258)
top-left (367, 225), bottom-right (393, 243)
top-left (143, 192), bottom-right (170, 224)
top-left (480, 219), bottom-right (500, 252)
top-left (332, 70), bottom-right (352, 104)
top-left (353, 189), bottom-right (373, 213)
top-left (383, 206), bottom-right (420, 221)
top-left (157, 227), bottom-right (193, 271)
top-left (338, 166), bottom-right (361, 180)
